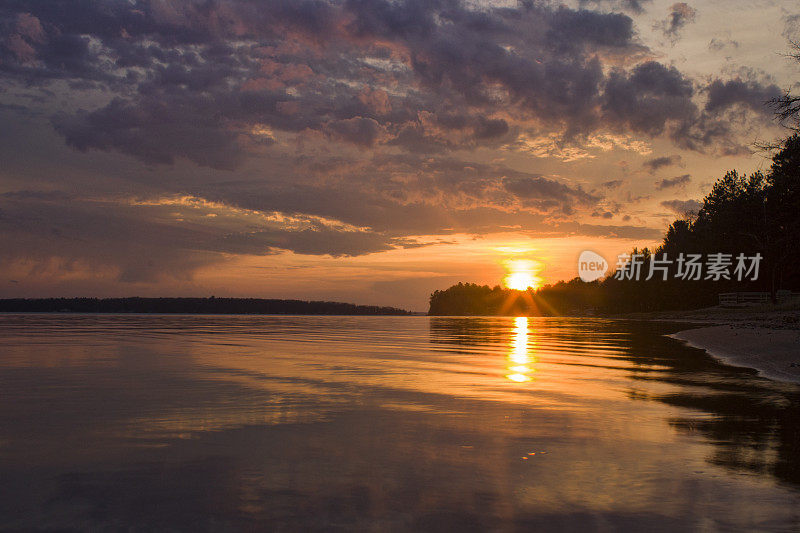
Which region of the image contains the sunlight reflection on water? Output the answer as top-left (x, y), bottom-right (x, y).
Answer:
top-left (0, 314), bottom-right (798, 531)
top-left (506, 316), bottom-right (536, 383)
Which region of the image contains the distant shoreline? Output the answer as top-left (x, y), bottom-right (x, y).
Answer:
top-left (0, 297), bottom-right (416, 316)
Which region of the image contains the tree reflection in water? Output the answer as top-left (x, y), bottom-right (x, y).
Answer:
top-left (430, 317), bottom-right (800, 488)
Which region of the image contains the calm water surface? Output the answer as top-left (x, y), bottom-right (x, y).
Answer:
top-left (0, 314), bottom-right (799, 531)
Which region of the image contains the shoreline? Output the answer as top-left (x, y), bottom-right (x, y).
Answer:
top-left (640, 305), bottom-right (800, 384)
top-left (669, 325), bottom-right (800, 384)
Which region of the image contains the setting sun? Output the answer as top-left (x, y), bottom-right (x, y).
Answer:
top-left (503, 259), bottom-right (543, 291)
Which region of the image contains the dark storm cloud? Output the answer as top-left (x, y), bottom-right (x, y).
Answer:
top-left (783, 13), bottom-right (800, 39)
top-left (215, 227), bottom-right (402, 257)
top-left (578, 0), bottom-right (652, 15)
top-left (655, 174), bottom-right (691, 189)
top-left (0, 181), bottom-right (640, 283)
top-left (660, 198), bottom-right (701, 214)
top-left (324, 117), bottom-right (382, 147)
top-left (0, 192), bottom-right (219, 282)
top-left (0, 191), bottom-right (411, 281)
top-left (570, 222), bottom-right (663, 240)
top-left (0, 0), bottom-right (775, 269)
top-left (195, 155), bottom-right (604, 233)
top-left (643, 154), bottom-right (682, 172)
top-left (602, 61), bottom-right (699, 140)
top-left (655, 2), bottom-right (697, 40)
top-left (502, 176), bottom-right (599, 214)
top-left (708, 38), bottom-right (739, 52)
top-left (601, 179), bottom-right (624, 189)
top-left (1, 0), bottom-right (759, 170)
top-left (704, 78), bottom-right (783, 115)
top-left (1, 189), bottom-right (71, 201)
top-left (52, 96), bottom-right (245, 170)
top-left (601, 62), bottom-right (772, 153)
top-left (0, 1), bottom-right (702, 164)
top-left (548, 7), bottom-right (637, 49)
top-left (473, 117), bottom-right (509, 140)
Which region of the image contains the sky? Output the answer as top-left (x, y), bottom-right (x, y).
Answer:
top-left (0, 0), bottom-right (798, 311)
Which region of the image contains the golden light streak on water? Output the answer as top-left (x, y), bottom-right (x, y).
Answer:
top-left (506, 316), bottom-right (536, 382)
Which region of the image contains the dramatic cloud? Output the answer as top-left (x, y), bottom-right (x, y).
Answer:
top-left (602, 61), bottom-right (702, 143)
top-left (656, 174), bottom-right (691, 189)
top-left (705, 78), bottom-right (783, 115)
top-left (660, 198), bottom-right (701, 214)
top-left (52, 96), bottom-right (245, 170)
top-left (709, 38), bottom-right (739, 52)
top-left (0, 190), bottom-right (432, 281)
top-left (502, 176), bottom-right (600, 214)
top-left (0, 0), bottom-right (763, 171)
top-left (579, 0), bottom-right (652, 15)
top-left (0, 0), bottom-right (791, 301)
top-left (602, 179), bottom-right (625, 189)
top-left (643, 154), bottom-right (682, 172)
top-left (655, 3), bottom-right (697, 41)
top-left (783, 13), bottom-right (800, 39)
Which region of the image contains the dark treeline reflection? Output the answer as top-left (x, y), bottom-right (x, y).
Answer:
top-left (431, 318), bottom-right (800, 486)
top-left (662, 386), bottom-right (800, 486)
top-left (623, 326), bottom-right (800, 487)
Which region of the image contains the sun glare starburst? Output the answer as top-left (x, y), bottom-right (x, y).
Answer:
top-left (503, 259), bottom-right (542, 290)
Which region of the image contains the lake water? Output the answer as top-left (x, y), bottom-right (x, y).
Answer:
top-left (0, 314), bottom-right (799, 531)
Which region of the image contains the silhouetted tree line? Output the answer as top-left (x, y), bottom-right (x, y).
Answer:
top-left (430, 134), bottom-right (800, 316)
top-left (0, 297), bottom-right (414, 315)
top-left (428, 281), bottom-right (603, 316)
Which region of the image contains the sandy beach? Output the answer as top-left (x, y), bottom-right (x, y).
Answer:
top-left (620, 303), bottom-right (800, 383)
top-left (670, 325), bottom-right (800, 384)
top-left (656, 303), bottom-right (800, 383)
